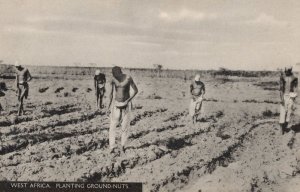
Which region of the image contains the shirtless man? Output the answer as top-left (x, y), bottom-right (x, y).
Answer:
top-left (15, 63), bottom-right (32, 116)
top-left (94, 69), bottom-right (106, 109)
top-left (279, 66), bottom-right (298, 134)
top-left (108, 66), bottom-right (138, 154)
top-left (0, 82), bottom-right (8, 114)
top-left (190, 74), bottom-right (205, 124)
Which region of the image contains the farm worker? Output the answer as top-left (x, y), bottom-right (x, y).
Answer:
top-left (0, 82), bottom-right (8, 114)
top-left (94, 69), bottom-right (106, 109)
top-left (108, 66), bottom-right (138, 154)
top-left (189, 74), bottom-right (205, 124)
top-left (279, 66), bottom-right (298, 134)
top-left (15, 62), bottom-right (32, 116)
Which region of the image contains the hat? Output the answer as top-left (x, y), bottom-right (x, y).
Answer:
top-left (95, 70), bottom-right (101, 75)
top-left (14, 61), bottom-right (21, 67)
top-left (194, 74), bottom-right (201, 81)
top-left (286, 65), bottom-right (293, 70)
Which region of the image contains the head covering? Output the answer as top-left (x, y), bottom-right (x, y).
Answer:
top-left (285, 65), bottom-right (293, 73)
top-left (95, 70), bottom-right (101, 75)
top-left (14, 61), bottom-right (21, 67)
top-left (194, 74), bottom-right (201, 81)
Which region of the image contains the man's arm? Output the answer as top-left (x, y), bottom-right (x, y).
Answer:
top-left (107, 80), bottom-right (114, 109)
top-left (190, 83), bottom-right (193, 94)
top-left (94, 77), bottom-right (97, 93)
top-left (294, 78), bottom-right (298, 92)
top-left (201, 83), bottom-right (205, 97)
top-left (15, 73), bottom-right (18, 87)
top-left (127, 77), bottom-right (138, 103)
top-left (26, 70), bottom-right (32, 82)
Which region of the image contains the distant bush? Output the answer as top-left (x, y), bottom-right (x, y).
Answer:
top-left (253, 81), bottom-right (279, 91)
top-left (263, 100), bottom-right (280, 104)
top-left (44, 101), bottom-right (53, 105)
top-left (262, 109), bottom-right (279, 117)
top-left (146, 93), bottom-right (162, 100)
top-left (0, 64), bottom-right (280, 80)
top-left (38, 87), bottom-right (49, 93)
top-left (215, 110), bottom-right (224, 118)
top-left (204, 98), bottom-right (218, 102)
top-left (213, 67), bottom-right (275, 78)
top-left (243, 99), bottom-right (259, 103)
top-left (55, 87), bottom-right (64, 93)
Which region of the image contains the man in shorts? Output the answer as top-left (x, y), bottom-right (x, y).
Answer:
top-left (108, 66), bottom-right (138, 154)
top-left (15, 63), bottom-right (32, 116)
top-left (94, 69), bottom-right (106, 109)
top-left (190, 74), bottom-right (205, 124)
top-left (279, 66), bottom-right (298, 134)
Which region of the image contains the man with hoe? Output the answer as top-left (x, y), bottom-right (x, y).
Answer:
top-left (107, 66), bottom-right (138, 154)
top-left (15, 62), bottom-right (32, 116)
top-left (190, 74), bottom-right (205, 124)
top-left (279, 66), bottom-right (298, 134)
top-left (94, 69), bottom-right (106, 109)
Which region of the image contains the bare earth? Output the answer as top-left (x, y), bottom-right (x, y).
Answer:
top-left (0, 74), bottom-right (300, 192)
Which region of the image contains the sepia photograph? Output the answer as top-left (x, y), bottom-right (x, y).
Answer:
top-left (0, 0), bottom-right (300, 191)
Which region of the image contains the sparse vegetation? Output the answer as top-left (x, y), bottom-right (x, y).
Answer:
top-left (55, 87), bottom-right (64, 93)
top-left (262, 109), bottom-right (279, 117)
top-left (253, 81), bottom-right (279, 91)
top-left (146, 93), bottom-right (162, 100)
top-left (39, 87), bottom-right (49, 93)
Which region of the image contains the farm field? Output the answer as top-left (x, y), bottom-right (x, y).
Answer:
top-left (0, 70), bottom-right (300, 192)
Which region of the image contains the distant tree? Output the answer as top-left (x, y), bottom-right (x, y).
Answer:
top-left (153, 64), bottom-right (163, 77)
top-left (219, 67), bottom-right (229, 72)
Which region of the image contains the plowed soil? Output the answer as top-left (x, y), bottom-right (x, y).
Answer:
top-left (1, 75), bottom-right (299, 192)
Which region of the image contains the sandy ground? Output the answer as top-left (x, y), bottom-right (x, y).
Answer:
top-left (0, 74), bottom-right (299, 192)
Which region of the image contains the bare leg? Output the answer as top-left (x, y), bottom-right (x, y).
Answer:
top-left (100, 95), bottom-right (104, 108)
top-left (100, 88), bottom-right (105, 108)
top-left (280, 122), bottom-right (288, 135)
top-left (18, 98), bottom-right (23, 116)
top-left (280, 123), bottom-right (285, 135)
top-left (285, 122), bottom-right (289, 133)
top-left (18, 88), bottom-right (26, 116)
top-left (96, 93), bottom-right (99, 109)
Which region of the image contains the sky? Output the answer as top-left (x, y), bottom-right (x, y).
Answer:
top-left (0, 0), bottom-right (300, 70)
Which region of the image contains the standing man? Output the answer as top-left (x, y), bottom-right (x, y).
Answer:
top-left (94, 69), bottom-right (106, 109)
top-left (190, 74), bottom-right (205, 124)
top-left (0, 82), bottom-right (8, 114)
top-left (279, 66), bottom-right (298, 134)
top-left (108, 66), bottom-right (138, 154)
top-left (15, 63), bottom-right (32, 116)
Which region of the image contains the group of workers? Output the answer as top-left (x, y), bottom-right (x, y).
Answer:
top-left (0, 64), bottom-right (298, 154)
